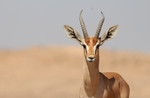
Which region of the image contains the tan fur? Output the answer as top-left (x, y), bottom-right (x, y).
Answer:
top-left (79, 37), bottom-right (130, 98)
top-left (64, 17), bottom-right (129, 98)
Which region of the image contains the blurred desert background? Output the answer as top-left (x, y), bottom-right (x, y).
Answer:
top-left (0, 0), bottom-right (150, 98)
top-left (0, 46), bottom-right (149, 98)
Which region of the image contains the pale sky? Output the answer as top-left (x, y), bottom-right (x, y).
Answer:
top-left (0, 0), bottom-right (150, 52)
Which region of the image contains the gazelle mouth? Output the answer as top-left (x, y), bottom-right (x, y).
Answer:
top-left (87, 57), bottom-right (95, 62)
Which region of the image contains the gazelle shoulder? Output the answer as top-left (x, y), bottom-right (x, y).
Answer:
top-left (101, 72), bottom-right (124, 80)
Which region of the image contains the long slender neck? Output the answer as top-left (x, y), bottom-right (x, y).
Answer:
top-left (83, 50), bottom-right (100, 97)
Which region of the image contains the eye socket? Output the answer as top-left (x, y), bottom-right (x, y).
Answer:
top-left (82, 44), bottom-right (86, 49)
top-left (96, 44), bottom-right (100, 49)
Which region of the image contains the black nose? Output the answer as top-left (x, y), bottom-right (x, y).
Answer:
top-left (88, 57), bottom-right (95, 60)
top-left (88, 57), bottom-right (94, 60)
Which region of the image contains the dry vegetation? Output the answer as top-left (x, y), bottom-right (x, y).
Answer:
top-left (0, 46), bottom-right (150, 98)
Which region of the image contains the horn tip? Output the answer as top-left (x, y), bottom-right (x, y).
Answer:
top-left (100, 11), bottom-right (105, 19)
top-left (101, 11), bottom-right (104, 16)
top-left (80, 10), bottom-right (83, 14)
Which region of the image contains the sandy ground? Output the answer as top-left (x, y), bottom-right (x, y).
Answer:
top-left (0, 46), bottom-right (150, 98)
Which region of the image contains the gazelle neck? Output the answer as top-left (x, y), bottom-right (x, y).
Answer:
top-left (83, 50), bottom-right (100, 97)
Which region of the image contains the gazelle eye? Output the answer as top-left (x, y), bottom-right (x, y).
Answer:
top-left (96, 44), bottom-right (100, 49)
top-left (82, 45), bottom-right (86, 49)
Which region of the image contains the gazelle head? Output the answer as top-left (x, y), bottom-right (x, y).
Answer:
top-left (64, 10), bottom-right (118, 62)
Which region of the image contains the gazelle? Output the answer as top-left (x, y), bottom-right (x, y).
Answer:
top-left (64, 10), bottom-right (130, 98)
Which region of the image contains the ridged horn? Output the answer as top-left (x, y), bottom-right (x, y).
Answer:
top-left (79, 10), bottom-right (89, 39)
top-left (95, 11), bottom-right (105, 38)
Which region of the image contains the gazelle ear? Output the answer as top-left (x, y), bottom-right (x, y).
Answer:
top-left (100, 25), bottom-right (118, 45)
top-left (64, 25), bottom-right (83, 43)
